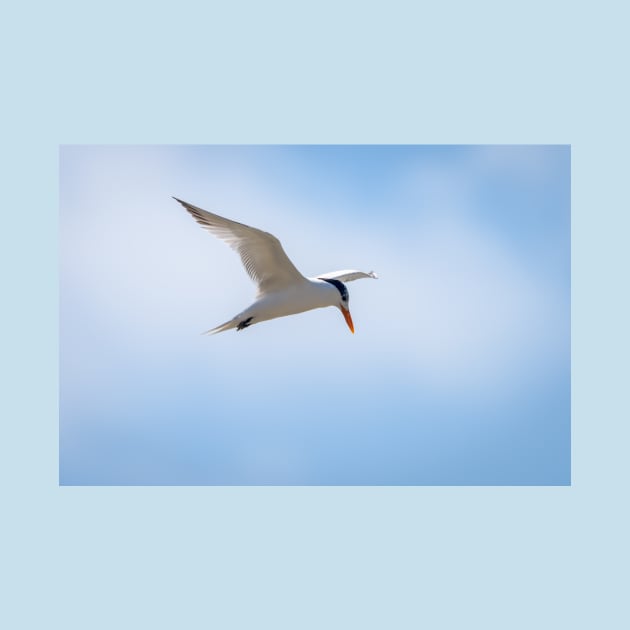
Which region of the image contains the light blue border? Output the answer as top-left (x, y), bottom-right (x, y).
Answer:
top-left (3, 2), bottom-right (628, 628)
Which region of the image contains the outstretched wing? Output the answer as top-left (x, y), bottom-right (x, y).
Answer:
top-left (317, 269), bottom-right (378, 283)
top-left (174, 198), bottom-right (307, 295)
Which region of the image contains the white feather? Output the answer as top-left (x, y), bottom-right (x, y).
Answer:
top-left (174, 197), bottom-right (306, 296)
top-left (317, 269), bottom-right (379, 283)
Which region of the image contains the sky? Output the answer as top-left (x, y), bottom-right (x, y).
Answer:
top-left (59, 145), bottom-right (570, 485)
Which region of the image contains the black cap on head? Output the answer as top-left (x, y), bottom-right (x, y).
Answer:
top-left (320, 277), bottom-right (349, 302)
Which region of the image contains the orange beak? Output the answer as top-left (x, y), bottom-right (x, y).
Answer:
top-left (341, 306), bottom-right (354, 334)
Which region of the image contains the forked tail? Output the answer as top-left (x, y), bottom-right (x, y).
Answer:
top-left (203, 314), bottom-right (254, 335)
top-left (203, 317), bottom-right (239, 335)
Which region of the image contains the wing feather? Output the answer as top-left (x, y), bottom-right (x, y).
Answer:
top-left (317, 269), bottom-right (378, 283)
top-left (174, 198), bottom-right (306, 295)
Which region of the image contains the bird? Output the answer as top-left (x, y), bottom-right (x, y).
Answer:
top-left (174, 198), bottom-right (378, 334)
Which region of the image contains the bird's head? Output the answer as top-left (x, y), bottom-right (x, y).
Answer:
top-left (320, 278), bottom-right (354, 334)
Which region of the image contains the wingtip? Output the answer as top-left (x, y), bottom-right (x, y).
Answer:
top-left (369, 271), bottom-right (379, 279)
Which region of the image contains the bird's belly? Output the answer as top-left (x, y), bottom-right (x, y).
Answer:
top-left (248, 289), bottom-right (328, 322)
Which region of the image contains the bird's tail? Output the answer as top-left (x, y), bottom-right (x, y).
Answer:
top-left (202, 316), bottom-right (239, 335)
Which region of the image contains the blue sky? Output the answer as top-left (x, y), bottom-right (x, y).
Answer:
top-left (59, 145), bottom-right (570, 485)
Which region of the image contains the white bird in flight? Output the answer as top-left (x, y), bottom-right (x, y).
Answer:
top-left (174, 198), bottom-right (378, 334)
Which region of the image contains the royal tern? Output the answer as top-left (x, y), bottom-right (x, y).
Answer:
top-left (174, 198), bottom-right (378, 334)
